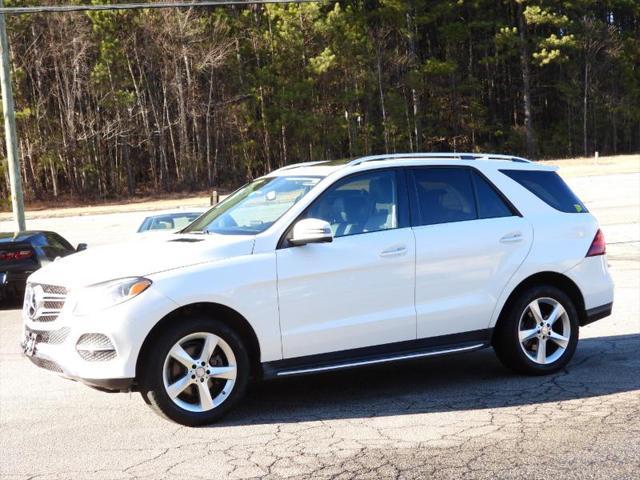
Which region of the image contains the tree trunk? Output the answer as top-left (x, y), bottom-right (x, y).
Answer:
top-left (406, 10), bottom-right (421, 151)
top-left (205, 68), bottom-right (215, 187)
top-left (49, 158), bottom-right (58, 198)
top-left (583, 61), bottom-right (589, 157)
top-left (127, 54), bottom-right (157, 188)
top-left (375, 43), bottom-right (389, 153)
top-left (517, 3), bottom-right (536, 158)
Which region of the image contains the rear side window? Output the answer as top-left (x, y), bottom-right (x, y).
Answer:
top-left (501, 170), bottom-right (587, 213)
top-left (46, 233), bottom-right (73, 251)
top-left (470, 172), bottom-right (515, 219)
top-left (411, 168), bottom-right (477, 226)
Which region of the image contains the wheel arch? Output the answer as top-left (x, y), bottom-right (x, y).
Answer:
top-left (135, 302), bottom-right (262, 383)
top-left (492, 271), bottom-right (586, 344)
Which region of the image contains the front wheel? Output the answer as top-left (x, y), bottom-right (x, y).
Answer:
top-left (140, 317), bottom-right (250, 426)
top-left (493, 286), bottom-right (579, 375)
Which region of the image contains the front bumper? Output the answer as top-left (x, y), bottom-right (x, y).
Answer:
top-left (22, 353), bottom-right (134, 392)
top-left (21, 285), bottom-right (178, 391)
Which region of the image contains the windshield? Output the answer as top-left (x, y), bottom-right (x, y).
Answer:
top-left (183, 176), bottom-right (322, 235)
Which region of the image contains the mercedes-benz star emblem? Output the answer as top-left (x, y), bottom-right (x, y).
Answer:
top-left (25, 285), bottom-right (44, 320)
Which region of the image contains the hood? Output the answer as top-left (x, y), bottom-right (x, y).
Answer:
top-left (28, 233), bottom-right (255, 289)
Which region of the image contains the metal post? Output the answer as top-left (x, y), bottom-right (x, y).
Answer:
top-left (210, 189), bottom-right (219, 206)
top-left (0, 0), bottom-right (25, 232)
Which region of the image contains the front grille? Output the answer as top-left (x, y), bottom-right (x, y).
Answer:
top-left (76, 333), bottom-right (116, 362)
top-left (43, 300), bottom-right (65, 310)
top-left (77, 333), bottom-right (113, 349)
top-left (25, 326), bottom-right (71, 345)
top-left (78, 350), bottom-right (117, 362)
top-left (29, 356), bottom-right (64, 373)
top-left (41, 285), bottom-right (68, 295)
top-left (24, 283), bottom-right (68, 323)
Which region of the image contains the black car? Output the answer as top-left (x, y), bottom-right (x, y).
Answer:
top-left (0, 231), bottom-right (86, 302)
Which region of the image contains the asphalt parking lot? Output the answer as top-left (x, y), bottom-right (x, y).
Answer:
top-left (1, 170), bottom-right (639, 479)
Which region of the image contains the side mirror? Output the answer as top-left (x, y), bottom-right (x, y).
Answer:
top-left (76, 243), bottom-right (88, 252)
top-left (290, 218), bottom-right (333, 246)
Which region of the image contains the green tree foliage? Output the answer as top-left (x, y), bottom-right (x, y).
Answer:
top-left (0, 0), bottom-right (638, 202)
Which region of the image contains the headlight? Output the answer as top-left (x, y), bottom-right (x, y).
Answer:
top-left (73, 277), bottom-right (152, 316)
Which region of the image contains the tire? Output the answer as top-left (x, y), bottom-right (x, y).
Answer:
top-left (139, 316), bottom-right (251, 426)
top-left (493, 285), bottom-right (579, 375)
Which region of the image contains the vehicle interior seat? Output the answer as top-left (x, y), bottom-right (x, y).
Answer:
top-left (331, 193), bottom-right (369, 236)
top-left (419, 188), bottom-right (450, 225)
top-left (365, 176), bottom-right (395, 232)
top-left (151, 219), bottom-right (174, 230)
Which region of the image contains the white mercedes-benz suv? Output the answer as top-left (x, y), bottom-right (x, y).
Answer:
top-left (21, 153), bottom-right (614, 426)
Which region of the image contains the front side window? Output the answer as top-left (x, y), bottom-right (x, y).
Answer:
top-left (148, 213), bottom-right (201, 231)
top-left (303, 170), bottom-right (399, 237)
top-left (411, 168), bottom-right (477, 226)
top-left (184, 176), bottom-right (321, 235)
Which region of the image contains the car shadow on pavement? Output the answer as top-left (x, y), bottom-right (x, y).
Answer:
top-left (221, 333), bottom-right (640, 427)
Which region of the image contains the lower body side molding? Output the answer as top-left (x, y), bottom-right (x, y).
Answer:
top-left (262, 329), bottom-right (492, 379)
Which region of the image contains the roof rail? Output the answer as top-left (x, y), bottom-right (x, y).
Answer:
top-left (347, 152), bottom-right (531, 166)
top-left (271, 160), bottom-right (329, 174)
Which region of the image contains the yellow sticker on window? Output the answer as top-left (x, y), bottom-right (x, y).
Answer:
top-left (574, 204), bottom-right (583, 213)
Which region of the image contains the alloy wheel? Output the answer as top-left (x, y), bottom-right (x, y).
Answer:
top-left (162, 332), bottom-right (237, 413)
top-left (518, 297), bottom-right (571, 365)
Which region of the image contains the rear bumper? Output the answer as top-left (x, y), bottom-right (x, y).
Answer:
top-left (564, 255), bottom-right (614, 311)
top-left (582, 302), bottom-right (613, 326)
top-left (0, 270), bottom-right (32, 298)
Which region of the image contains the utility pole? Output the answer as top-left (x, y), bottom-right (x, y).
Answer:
top-left (0, 0), bottom-right (25, 232)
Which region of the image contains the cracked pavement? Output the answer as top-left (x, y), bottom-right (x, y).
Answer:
top-left (1, 171), bottom-right (639, 479)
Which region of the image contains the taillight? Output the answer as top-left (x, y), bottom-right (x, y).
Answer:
top-left (586, 229), bottom-right (606, 257)
top-left (0, 250), bottom-right (33, 261)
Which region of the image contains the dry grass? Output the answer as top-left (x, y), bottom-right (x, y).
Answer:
top-left (541, 154), bottom-right (639, 177)
top-left (1, 154), bottom-right (638, 221)
top-left (0, 193), bottom-right (214, 221)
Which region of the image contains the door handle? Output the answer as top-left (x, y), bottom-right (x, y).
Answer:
top-left (500, 232), bottom-right (524, 243)
top-left (380, 245), bottom-right (408, 257)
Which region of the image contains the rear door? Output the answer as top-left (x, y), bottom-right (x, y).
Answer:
top-left (408, 166), bottom-right (533, 339)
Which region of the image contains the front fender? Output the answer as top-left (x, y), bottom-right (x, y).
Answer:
top-left (148, 252), bottom-right (281, 362)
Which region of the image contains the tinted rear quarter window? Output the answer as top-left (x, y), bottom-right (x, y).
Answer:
top-left (501, 170), bottom-right (587, 213)
top-left (470, 171), bottom-right (515, 219)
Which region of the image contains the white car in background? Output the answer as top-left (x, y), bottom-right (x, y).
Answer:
top-left (21, 153), bottom-right (614, 426)
top-left (136, 208), bottom-right (208, 233)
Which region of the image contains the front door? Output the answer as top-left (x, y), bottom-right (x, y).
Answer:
top-left (276, 169), bottom-right (416, 359)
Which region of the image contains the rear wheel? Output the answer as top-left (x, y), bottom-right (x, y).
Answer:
top-left (494, 286), bottom-right (579, 375)
top-left (140, 316), bottom-right (250, 426)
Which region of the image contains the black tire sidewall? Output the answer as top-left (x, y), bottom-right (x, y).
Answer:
top-left (496, 286), bottom-right (579, 375)
top-left (141, 316), bottom-right (250, 426)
